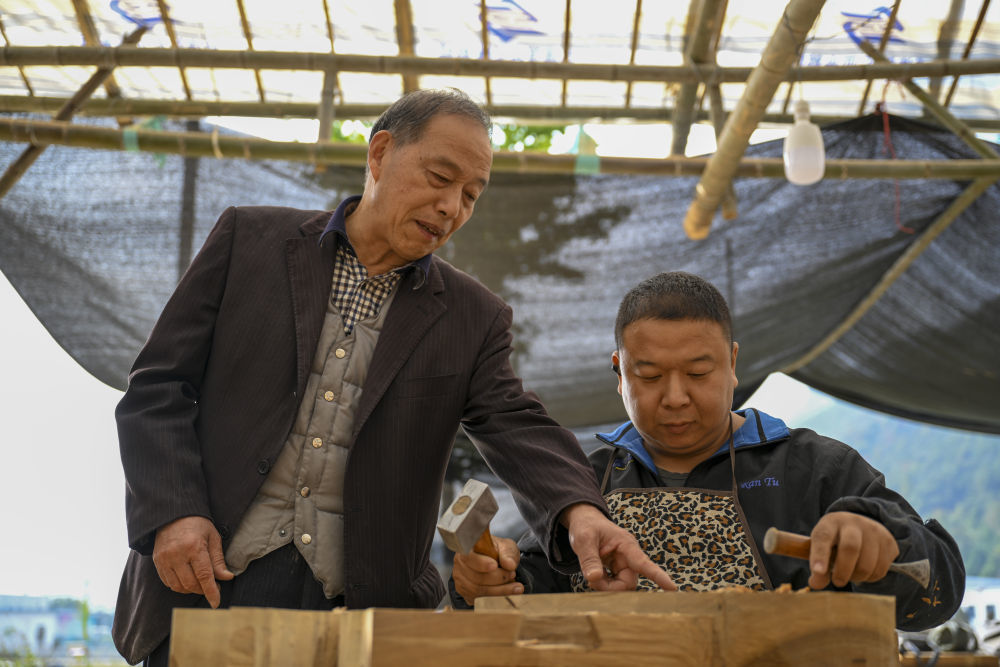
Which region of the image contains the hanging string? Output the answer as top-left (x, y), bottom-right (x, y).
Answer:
top-left (877, 81), bottom-right (915, 234)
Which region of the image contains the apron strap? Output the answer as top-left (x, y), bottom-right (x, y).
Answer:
top-left (599, 447), bottom-right (619, 494)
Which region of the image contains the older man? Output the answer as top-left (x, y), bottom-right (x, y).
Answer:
top-left (113, 89), bottom-right (672, 666)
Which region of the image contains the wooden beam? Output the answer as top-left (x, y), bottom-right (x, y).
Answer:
top-left (682, 0), bottom-right (827, 240)
top-left (4, 117), bottom-right (1000, 180)
top-left (781, 175), bottom-right (999, 375)
top-left (4, 46), bottom-right (1000, 83)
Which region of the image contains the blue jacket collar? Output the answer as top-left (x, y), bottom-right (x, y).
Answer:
top-left (595, 408), bottom-right (791, 474)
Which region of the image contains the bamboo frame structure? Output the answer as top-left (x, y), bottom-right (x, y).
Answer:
top-left (3, 46), bottom-right (998, 83)
top-left (2, 116), bottom-right (999, 180)
top-left (683, 0), bottom-right (827, 240)
top-left (0, 25), bottom-right (147, 199)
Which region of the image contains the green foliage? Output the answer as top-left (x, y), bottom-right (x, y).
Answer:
top-left (329, 120), bottom-right (371, 144)
top-left (491, 124), bottom-right (563, 153)
top-left (801, 401), bottom-right (1000, 578)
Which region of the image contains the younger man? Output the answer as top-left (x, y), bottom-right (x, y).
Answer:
top-left (451, 271), bottom-right (964, 631)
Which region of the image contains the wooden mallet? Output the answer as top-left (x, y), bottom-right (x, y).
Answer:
top-left (437, 478), bottom-right (501, 561)
top-left (763, 527), bottom-right (931, 588)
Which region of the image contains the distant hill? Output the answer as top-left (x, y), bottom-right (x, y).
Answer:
top-left (793, 401), bottom-right (1000, 578)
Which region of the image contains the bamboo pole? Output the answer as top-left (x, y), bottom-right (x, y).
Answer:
top-left (8, 94), bottom-right (1000, 131)
top-left (0, 16), bottom-right (34, 96)
top-left (0, 26), bottom-right (147, 199)
top-left (157, 0), bottom-right (192, 99)
top-left (855, 39), bottom-right (998, 159)
top-left (672, 0), bottom-right (726, 156)
top-left (927, 0), bottom-right (967, 105)
top-left (780, 175), bottom-right (999, 375)
top-left (3, 117), bottom-right (1000, 180)
top-left (561, 0), bottom-right (571, 106)
top-left (235, 0), bottom-right (266, 102)
top-left (71, 0), bottom-right (122, 100)
top-left (856, 0), bottom-right (901, 115)
top-left (683, 0), bottom-right (827, 240)
top-left (394, 0), bottom-right (418, 93)
top-left (317, 0), bottom-right (341, 154)
top-left (3, 46), bottom-right (999, 83)
top-left (707, 83), bottom-right (738, 219)
top-left (480, 0), bottom-right (492, 106)
top-left (944, 0), bottom-right (991, 108)
top-left (625, 0), bottom-right (643, 108)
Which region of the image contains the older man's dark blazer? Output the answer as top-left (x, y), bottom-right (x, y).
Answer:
top-left (112, 204), bottom-right (605, 664)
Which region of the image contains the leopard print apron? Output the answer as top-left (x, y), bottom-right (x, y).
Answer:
top-left (571, 421), bottom-right (772, 592)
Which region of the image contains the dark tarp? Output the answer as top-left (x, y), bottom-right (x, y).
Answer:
top-left (1, 113), bottom-right (998, 434)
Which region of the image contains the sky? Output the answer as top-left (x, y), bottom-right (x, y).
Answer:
top-left (0, 270), bottom-right (128, 611)
top-left (0, 263), bottom-right (834, 613)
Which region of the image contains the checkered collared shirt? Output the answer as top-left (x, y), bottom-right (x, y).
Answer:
top-left (320, 196), bottom-right (432, 333)
top-left (330, 242), bottom-right (404, 334)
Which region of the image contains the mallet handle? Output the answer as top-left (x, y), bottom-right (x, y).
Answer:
top-left (473, 527), bottom-right (500, 561)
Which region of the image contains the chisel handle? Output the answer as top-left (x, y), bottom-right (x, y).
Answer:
top-left (763, 527), bottom-right (812, 560)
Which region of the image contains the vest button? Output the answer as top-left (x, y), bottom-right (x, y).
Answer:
top-left (300, 486), bottom-right (310, 498)
top-left (256, 459), bottom-right (270, 474)
top-left (335, 348), bottom-right (346, 359)
top-left (324, 390), bottom-right (335, 401)
top-left (311, 437), bottom-right (323, 449)
top-left (301, 533), bottom-right (312, 545)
